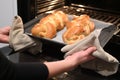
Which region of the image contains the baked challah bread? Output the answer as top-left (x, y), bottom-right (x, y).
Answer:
top-left (63, 14), bottom-right (95, 44)
top-left (31, 10), bottom-right (68, 39)
top-left (52, 11), bottom-right (69, 30)
top-left (31, 22), bottom-right (57, 39)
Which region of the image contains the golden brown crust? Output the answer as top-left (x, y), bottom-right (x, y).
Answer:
top-left (63, 26), bottom-right (85, 44)
top-left (31, 11), bottom-right (69, 39)
top-left (63, 14), bottom-right (95, 44)
top-left (31, 23), bottom-right (42, 37)
top-left (31, 22), bottom-right (57, 39)
top-left (52, 11), bottom-right (69, 30)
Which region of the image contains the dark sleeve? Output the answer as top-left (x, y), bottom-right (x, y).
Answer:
top-left (0, 52), bottom-right (49, 80)
top-left (0, 52), bottom-right (16, 80)
top-left (15, 62), bottom-right (49, 80)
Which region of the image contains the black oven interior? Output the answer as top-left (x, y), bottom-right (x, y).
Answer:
top-left (17, 0), bottom-right (120, 57)
top-left (17, 0), bottom-right (120, 26)
top-left (68, 0), bottom-right (120, 14)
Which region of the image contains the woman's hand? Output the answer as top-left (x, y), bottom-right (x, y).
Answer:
top-left (64, 46), bottom-right (96, 68)
top-left (0, 26), bottom-right (11, 43)
top-left (44, 46), bottom-right (96, 78)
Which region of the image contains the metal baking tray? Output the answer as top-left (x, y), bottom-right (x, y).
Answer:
top-left (24, 13), bottom-right (118, 47)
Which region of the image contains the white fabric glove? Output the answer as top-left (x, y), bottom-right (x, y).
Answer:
top-left (9, 16), bottom-right (42, 55)
top-left (61, 29), bottom-right (119, 76)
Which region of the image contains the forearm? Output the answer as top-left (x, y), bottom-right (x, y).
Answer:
top-left (44, 47), bottom-right (96, 79)
top-left (44, 59), bottom-right (75, 78)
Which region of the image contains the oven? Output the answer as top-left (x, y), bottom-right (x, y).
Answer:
top-left (17, 0), bottom-right (120, 26)
top-left (1, 0), bottom-right (120, 80)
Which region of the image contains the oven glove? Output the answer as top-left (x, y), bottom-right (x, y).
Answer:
top-left (61, 29), bottom-right (119, 76)
top-left (9, 16), bottom-right (42, 55)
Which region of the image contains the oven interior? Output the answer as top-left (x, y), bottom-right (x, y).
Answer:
top-left (22, 0), bottom-right (120, 60)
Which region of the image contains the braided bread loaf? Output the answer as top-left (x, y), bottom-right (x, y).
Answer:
top-left (31, 11), bottom-right (68, 39)
top-left (63, 14), bottom-right (95, 44)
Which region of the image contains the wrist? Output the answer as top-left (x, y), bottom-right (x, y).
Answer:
top-left (63, 58), bottom-right (77, 71)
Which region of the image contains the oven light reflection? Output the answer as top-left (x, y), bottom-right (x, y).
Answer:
top-left (76, 8), bottom-right (85, 12)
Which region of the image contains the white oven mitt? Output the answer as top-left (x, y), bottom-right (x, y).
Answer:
top-left (61, 29), bottom-right (119, 76)
top-left (9, 16), bottom-right (42, 55)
